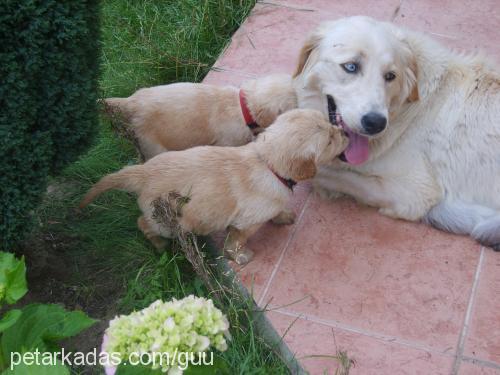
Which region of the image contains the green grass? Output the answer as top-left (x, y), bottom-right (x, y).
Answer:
top-left (28, 0), bottom-right (291, 373)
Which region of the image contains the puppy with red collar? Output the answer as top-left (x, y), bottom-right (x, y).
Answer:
top-left (103, 74), bottom-right (297, 161)
top-left (80, 109), bottom-right (347, 264)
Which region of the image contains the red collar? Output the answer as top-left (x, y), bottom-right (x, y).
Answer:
top-left (239, 89), bottom-right (260, 134)
top-left (269, 166), bottom-right (297, 191)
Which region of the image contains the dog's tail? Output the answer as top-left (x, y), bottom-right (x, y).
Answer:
top-left (100, 97), bottom-right (129, 117)
top-left (79, 165), bottom-right (147, 208)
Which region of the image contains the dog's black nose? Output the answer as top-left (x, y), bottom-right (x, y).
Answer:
top-left (361, 112), bottom-right (387, 135)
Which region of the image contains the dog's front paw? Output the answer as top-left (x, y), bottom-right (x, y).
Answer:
top-left (492, 244), bottom-right (500, 252)
top-left (379, 206), bottom-right (422, 222)
top-left (378, 207), bottom-right (400, 219)
top-left (272, 210), bottom-right (296, 225)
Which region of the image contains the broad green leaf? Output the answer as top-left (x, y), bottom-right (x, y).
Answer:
top-left (0, 253), bottom-right (27, 305)
top-left (1, 304), bottom-right (97, 365)
top-left (2, 359), bottom-right (70, 375)
top-left (0, 310), bottom-right (22, 333)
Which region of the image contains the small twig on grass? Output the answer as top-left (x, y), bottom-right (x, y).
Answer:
top-left (297, 329), bottom-right (355, 375)
top-left (150, 192), bottom-right (235, 304)
top-left (298, 353), bottom-right (354, 375)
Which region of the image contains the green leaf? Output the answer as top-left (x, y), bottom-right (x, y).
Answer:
top-left (0, 253), bottom-right (27, 305)
top-left (2, 359), bottom-right (70, 375)
top-left (0, 310), bottom-right (22, 333)
top-left (1, 304), bottom-right (97, 365)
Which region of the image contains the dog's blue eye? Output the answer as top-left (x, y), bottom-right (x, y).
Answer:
top-left (342, 62), bottom-right (358, 73)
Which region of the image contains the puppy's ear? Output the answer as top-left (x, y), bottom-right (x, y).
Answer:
top-left (289, 157), bottom-right (317, 181)
top-left (293, 31), bottom-right (322, 78)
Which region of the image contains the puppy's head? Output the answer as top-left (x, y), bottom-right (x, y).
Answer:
top-left (240, 74), bottom-right (298, 130)
top-left (257, 109), bottom-right (348, 182)
top-left (293, 16), bottom-right (419, 165)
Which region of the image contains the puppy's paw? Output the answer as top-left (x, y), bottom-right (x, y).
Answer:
top-left (272, 210), bottom-right (296, 225)
top-left (331, 126), bottom-right (349, 151)
top-left (233, 248), bottom-right (254, 265)
top-left (491, 244), bottom-right (500, 252)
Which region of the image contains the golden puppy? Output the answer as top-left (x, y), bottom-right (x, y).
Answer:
top-left (104, 74), bottom-right (297, 161)
top-left (80, 109), bottom-right (347, 264)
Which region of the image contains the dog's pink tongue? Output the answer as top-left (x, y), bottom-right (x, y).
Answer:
top-left (344, 128), bottom-right (370, 165)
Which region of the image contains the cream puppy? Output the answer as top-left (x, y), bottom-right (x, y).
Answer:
top-left (104, 74), bottom-right (297, 160)
top-left (80, 109), bottom-right (348, 264)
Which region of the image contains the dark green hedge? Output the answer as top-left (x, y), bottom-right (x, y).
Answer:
top-left (0, 1), bottom-right (100, 249)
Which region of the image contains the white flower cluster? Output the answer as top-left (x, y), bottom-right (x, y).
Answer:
top-left (103, 295), bottom-right (230, 373)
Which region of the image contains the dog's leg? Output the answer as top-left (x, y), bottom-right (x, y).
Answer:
top-left (137, 215), bottom-right (167, 250)
top-left (472, 216), bottom-right (500, 251)
top-left (314, 168), bottom-right (440, 221)
top-left (425, 199), bottom-right (500, 250)
top-left (224, 224), bottom-right (261, 265)
top-left (424, 199), bottom-right (497, 234)
top-left (271, 209), bottom-right (296, 225)
top-left (137, 137), bottom-right (168, 162)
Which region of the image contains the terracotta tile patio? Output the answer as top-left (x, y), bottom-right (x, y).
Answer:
top-left (205, 1), bottom-right (500, 374)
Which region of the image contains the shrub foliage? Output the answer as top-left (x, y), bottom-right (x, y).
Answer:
top-left (0, 0), bottom-right (100, 248)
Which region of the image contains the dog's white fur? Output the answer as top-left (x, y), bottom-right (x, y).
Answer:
top-left (294, 16), bottom-right (500, 249)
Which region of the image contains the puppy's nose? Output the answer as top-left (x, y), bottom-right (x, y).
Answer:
top-left (361, 112), bottom-right (387, 135)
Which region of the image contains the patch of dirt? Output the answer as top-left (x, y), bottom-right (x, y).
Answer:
top-left (17, 220), bottom-right (123, 374)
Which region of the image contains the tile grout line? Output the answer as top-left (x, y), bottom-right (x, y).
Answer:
top-left (257, 191), bottom-right (312, 306)
top-left (461, 355), bottom-right (500, 370)
top-left (270, 306), bottom-right (456, 358)
top-left (451, 246), bottom-right (485, 375)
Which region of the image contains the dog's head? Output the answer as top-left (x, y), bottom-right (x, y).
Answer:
top-left (258, 109), bottom-right (348, 181)
top-left (241, 74), bottom-right (298, 129)
top-left (293, 16), bottom-right (418, 165)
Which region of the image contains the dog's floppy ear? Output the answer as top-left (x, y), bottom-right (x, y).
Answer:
top-left (386, 22), bottom-right (420, 103)
top-left (288, 157), bottom-right (317, 181)
top-left (293, 31), bottom-right (322, 78)
top-left (406, 57), bottom-right (419, 102)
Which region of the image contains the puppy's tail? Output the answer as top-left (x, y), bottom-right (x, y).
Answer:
top-left (79, 165), bottom-right (146, 208)
top-left (99, 97), bottom-right (129, 118)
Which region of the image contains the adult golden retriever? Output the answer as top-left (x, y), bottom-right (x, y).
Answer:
top-left (293, 16), bottom-right (500, 250)
top-left (80, 109), bottom-right (347, 264)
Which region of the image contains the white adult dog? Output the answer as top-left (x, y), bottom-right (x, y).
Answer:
top-left (293, 16), bottom-right (500, 250)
